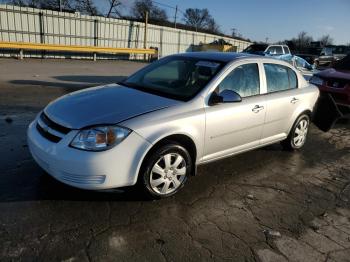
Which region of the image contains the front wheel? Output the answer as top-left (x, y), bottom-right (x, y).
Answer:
top-left (140, 143), bottom-right (192, 199)
top-left (281, 114), bottom-right (310, 150)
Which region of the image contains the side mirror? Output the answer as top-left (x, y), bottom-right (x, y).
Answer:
top-left (208, 90), bottom-right (242, 106)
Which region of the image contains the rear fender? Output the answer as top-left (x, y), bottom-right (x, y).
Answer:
top-left (312, 93), bottom-right (343, 132)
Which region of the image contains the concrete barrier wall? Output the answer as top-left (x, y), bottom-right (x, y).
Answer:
top-left (0, 4), bottom-right (252, 59)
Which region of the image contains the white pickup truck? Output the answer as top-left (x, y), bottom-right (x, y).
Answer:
top-left (242, 44), bottom-right (291, 56)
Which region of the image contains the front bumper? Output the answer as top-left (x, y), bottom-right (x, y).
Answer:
top-left (27, 117), bottom-right (151, 190)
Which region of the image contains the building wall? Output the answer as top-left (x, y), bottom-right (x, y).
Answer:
top-left (0, 4), bottom-right (252, 59)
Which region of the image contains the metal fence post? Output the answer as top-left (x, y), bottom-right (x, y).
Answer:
top-left (177, 30), bottom-right (181, 53)
top-left (38, 12), bottom-right (45, 44)
top-left (93, 19), bottom-right (98, 61)
top-left (94, 19), bottom-right (98, 46)
top-left (38, 12), bottom-right (45, 58)
top-left (159, 28), bottom-right (163, 58)
top-left (143, 11), bottom-right (148, 61)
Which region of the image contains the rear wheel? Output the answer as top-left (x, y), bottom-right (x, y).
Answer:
top-left (281, 114), bottom-right (310, 150)
top-left (140, 143), bottom-right (192, 199)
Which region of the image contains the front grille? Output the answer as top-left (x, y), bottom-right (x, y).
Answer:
top-left (40, 113), bottom-right (71, 134)
top-left (36, 112), bottom-right (71, 143)
top-left (36, 124), bottom-right (61, 143)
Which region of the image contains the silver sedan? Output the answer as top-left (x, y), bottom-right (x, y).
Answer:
top-left (27, 52), bottom-right (319, 198)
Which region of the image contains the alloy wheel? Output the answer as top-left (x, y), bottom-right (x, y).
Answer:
top-left (293, 119), bottom-right (309, 147)
top-left (150, 153), bottom-right (187, 195)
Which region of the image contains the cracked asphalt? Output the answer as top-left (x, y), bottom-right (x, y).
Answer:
top-left (0, 59), bottom-right (349, 262)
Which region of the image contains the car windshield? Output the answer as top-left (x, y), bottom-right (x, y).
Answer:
top-left (243, 44), bottom-right (268, 53)
top-left (122, 56), bottom-right (225, 101)
top-left (334, 55), bottom-right (350, 71)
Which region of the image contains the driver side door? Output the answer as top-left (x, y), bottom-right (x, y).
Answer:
top-left (203, 62), bottom-right (266, 162)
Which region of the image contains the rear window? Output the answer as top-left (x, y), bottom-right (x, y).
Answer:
top-left (264, 64), bottom-right (298, 93)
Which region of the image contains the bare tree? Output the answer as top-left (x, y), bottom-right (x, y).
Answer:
top-left (296, 31), bottom-right (313, 48)
top-left (5, 0), bottom-right (26, 6)
top-left (4, 0), bottom-right (91, 13)
top-left (206, 17), bottom-right (221, 34)
top-left (231, 28), bottom-right (237, 37)
top-left (75, 0), bottom-right (99, 15)
top-left (106, 0), bottom-right (122, 18)
top-left (319, 34), bottom-right (334, 47)
top-left (183, 8), bottom-right (211, 31)
top-left (131, 0), bottom-right (168, 22)
top-left (41, 0), bottom-right (74, 11)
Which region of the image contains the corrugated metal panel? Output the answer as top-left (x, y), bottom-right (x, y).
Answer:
top-left (0, 4), bottom-right (252, 59)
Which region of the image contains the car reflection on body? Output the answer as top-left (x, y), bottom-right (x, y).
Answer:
top-left (27, 52), bottom-right (319, 198)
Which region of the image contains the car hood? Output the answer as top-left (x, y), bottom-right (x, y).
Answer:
top-left (317, 68), bottom-right (350, 81)
top-left (44, 84), bottom-right (179, 129)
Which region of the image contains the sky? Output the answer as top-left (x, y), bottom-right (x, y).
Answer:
top-left (95, 0), bottom-right (350, 45)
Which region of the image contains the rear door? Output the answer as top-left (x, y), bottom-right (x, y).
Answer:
top-left (260, 63), bottom-right (301, 144)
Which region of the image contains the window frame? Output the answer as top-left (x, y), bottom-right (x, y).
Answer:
top-left (262, 62), bottom-right (299, 94)
top-left (213, 61), bottom-right (263, 99)
top-left (283, 46), bottom-right (290, 54)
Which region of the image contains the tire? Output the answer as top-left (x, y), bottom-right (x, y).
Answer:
top-left (139, 142), bottom-right (192, 199)
top-left (281, 114), bottom-right (310, 151)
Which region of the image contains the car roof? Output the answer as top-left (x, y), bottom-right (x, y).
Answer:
top-left (173, 52), bottom-right (258, 63)
top-left (172, 52), bottom-right (298, 67)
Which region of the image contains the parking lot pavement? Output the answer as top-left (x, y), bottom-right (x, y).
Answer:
top-left (0, 58), bottom-right (349, 261)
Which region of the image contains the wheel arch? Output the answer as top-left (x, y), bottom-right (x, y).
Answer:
top-left (137, 133), bottom-right (198, 180)
top-left (287, 109), bottom-right (312, 135)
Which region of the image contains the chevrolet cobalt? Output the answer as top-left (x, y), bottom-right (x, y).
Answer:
top-left (28, 52), bottom-right (319, 198)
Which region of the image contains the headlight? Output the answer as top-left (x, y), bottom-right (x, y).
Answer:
top-left (309, 76), bottom-right (324, 86)
top-left (70, 126), bottom-right (131, 151)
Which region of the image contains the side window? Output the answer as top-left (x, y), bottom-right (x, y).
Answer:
top-left (323, 48), bottom-right (333, 56)
top-left (218, 63), bottom-right (260, 98)
top-left (264, 64), bottom-right (297, 93)
top-left (283, 46), bottom-right (289, 54)
top-left (267, 46), bottom-right (283, 55)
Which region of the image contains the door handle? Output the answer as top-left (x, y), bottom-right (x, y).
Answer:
top-left (252, 105), bottom-right (264, 113)
top-left (291, 97), bottom-right (299, 104)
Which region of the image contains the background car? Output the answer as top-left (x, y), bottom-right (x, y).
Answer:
top-left (242, 44), bottom-right (291, 56)
top-left (310, 54), bottom-right (350, 131)
top-left (314, 45), bottom-right (350, 68)
top-left (28, 53), bottom-right (320, 199)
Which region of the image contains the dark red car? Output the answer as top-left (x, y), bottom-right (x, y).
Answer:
top-left (310, 55), bottom-right (350, 106)
top-left (310, 55), bottom-right (350, 131)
